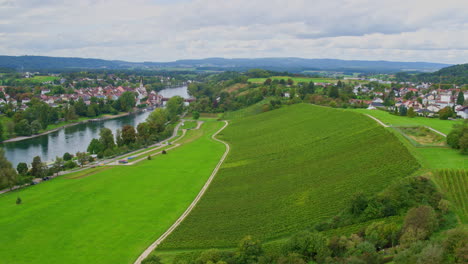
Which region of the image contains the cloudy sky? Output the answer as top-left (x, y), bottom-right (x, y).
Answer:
top-left (0, 0), bottom-right (467, 63)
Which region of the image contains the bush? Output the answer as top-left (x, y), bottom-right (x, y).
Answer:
top-left (63, 152), bottom-right (72, 161)
top-left (142, 255), bottom-right (161, 264)
top-left (162, 150), bottom-right (167, 155)
top-left (64, 160), bottom-right (77, 170)
top-left (16, 197), bottom-right (21, 205)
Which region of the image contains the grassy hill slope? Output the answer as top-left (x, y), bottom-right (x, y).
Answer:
top-left (158, 104), bottom-right (420, 250)
top-left (0, 121), bottom-right (225, 264)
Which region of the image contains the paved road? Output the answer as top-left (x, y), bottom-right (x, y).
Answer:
top-left (133, 120), bottom-right (230, 264)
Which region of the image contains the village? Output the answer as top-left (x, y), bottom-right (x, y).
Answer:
top-left (0, 79), bottom-right (166, 111)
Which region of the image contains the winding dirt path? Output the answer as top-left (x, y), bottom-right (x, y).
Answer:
top-left (133, 120), bottom-right (230, 264)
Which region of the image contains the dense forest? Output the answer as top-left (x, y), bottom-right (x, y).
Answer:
top-left (395, 64), bottom-right (468, 85)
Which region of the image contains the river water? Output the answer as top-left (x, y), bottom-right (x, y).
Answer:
top-left (2, 86), bottom-right (189, 167)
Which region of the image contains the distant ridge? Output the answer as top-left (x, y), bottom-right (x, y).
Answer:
top-left (0, 55), bottom-right (451, 73)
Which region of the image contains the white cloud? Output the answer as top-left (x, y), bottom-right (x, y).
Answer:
top-left (0, 0), bottom-right (467, 63)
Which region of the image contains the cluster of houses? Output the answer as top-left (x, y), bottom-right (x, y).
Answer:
top-left (0, 80), bottom-right (164, 110)
top-left (356, 84), bottom-right (468, 119)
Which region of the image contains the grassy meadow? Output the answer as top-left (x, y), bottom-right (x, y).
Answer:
top-left (248, 76), bottom-right (337, 84)
top-left (348, 108), bottom-right (462, 135)
top-left (0, 121), bottom-right (226, 264)
top-left (157, 104), bottom-right (420, 251)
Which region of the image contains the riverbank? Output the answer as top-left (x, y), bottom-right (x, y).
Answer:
top-left (1, 111), bottom-right (134, 143)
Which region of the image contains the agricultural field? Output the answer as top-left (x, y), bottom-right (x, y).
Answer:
top-left (157, 104), bottom-right (420, 252)
top-left (248, 76), bottom-right (337, 84)
top-left (347, 108), bottom-right (462, 135)
top-left (433, 169), bottom-right (468, 223)
top-left (29, 75), bottom-right (59, 82)
top-left (0, 121), bottom-right (226, 264)
top-left (346, 108), bottom-right (467, 169)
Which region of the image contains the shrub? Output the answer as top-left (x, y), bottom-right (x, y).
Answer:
top-left (16, 197), bottom-right (21, 205)
top-left (142, 255), bottom-right (161, 264)
top-left (63, 152), bottom-right (72, 161)
top-left (162, 150), bottom-right (167, 155)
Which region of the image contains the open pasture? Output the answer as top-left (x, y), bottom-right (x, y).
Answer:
top-left (0, 121), bottom-right (225, 264)
top-left (248, 76), bottom-right (337, 84)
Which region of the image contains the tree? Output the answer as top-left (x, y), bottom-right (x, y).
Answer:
top-left (31, 156), bottom-right (44, 177)
top-left (121, 125), bottom-right (136, 145)
top-left (147, 108), bottom-right (168, 134)
top-left (282, 231), bottom-right (330, 262)
top-left (0, 148), bottom-right (17, 189)
top-left (137, 122), bottom-right (150, 144)
top-left (76, 152), bottom-right (89, 167)
top-left (0, 122), bottom-right (4, 141)
top-left (166, 96), bottom-right (185, 119)
top-left (400, 205), bottom-right (438, 245)
top-left (75, 98), bottom-right (87, 116)
top-left (329, 86), bottom-right (340, 98)
top-left (87, 138), bottom-right (103, 154)
top-left (264, 78), bottom-right (272, 85)
top-left (63, 152), bottom-right (72, 161)
top-left (52, 157), bottom-right (64, 175)
top-left (116, 91), bottom-right (136, 112)
top-left (30, 120), bottom-right (42, 134)
top-left (365, 221), bottom-right (400, 249)
top-left (99, 128), bottom-right (116, 153)
top-left (16, 162), bottom-right (28, 175)
top-left (16, 197), bottom-right (22, 205)
top-left (407, 107), bottom-right (416, 118)
top-left (236, 236), bottom-right (263, 264)
top-left (457, 91), bottom-right (465, 105)
top-left (399, 105), bottom-right (408, 116)
top-left (439, 107), bottom-right (454, 120)
top-left (15, 119), bottom-right (31, 136)
top-left (115, 129), bottom-right (124, 147)
top-left (192, 111), bottom-right (200, 120)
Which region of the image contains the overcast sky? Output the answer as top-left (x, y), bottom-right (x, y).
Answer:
top-left (0, 0), bottom-right (467, 63)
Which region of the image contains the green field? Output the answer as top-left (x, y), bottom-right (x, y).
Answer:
top-left (30, 75), bottom-right (59, 82)
top-left (347, 108), bottom-right (462, 135)
top-left (157, 104), bottom-right (419, 251)
top-left (248, 76), bottom-right (337, 84)
top-left (181, 121), bottom-right (198, 129)
top-left (0, 121), bottom-right (226, 264)
top-left (433, 169), bottom-right (468, 223)
top-left (345, 109), bottom-right (467, 169)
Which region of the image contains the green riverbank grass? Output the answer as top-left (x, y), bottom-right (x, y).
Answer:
top-left (0, 121), bottom-right (225, 264)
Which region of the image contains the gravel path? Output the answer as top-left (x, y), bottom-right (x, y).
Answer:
top-left (133, 120), bottom-right (230, 264)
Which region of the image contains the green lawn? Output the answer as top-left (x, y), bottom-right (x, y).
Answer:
top-left (0, 121), bottom-right (226, 264)
top-left (157, 104), bottom-right (419, 251)
top-left (347, 108), bottom-right (462, 135)
top-left (181, 121), bottom-right (197, 129)
top-left (248, 76), bottom-right (337, 84)
top-left (30, 75), bottom-right (59, 82)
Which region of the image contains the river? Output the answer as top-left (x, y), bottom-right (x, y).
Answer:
top-left (2, 86), bottom-right (189, 167)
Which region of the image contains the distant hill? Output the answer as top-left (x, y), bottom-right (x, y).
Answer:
top-left (0, 55), bottom-right (451, 73)
top-left (395, 63), bottom-right (468, 85)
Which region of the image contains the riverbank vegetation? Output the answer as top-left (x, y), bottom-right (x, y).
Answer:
top-left (0, 93), bottom-right (136, 140)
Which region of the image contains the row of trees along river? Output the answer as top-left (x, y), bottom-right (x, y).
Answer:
top-left (1, 86), bottom-right (189, 167)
